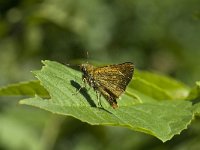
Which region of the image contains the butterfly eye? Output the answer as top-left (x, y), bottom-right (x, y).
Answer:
top-left (81, 66), bottom-right (87, 74)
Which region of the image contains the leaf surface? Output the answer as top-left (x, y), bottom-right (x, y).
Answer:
top-left (17, 60), bottom-right (196, 142)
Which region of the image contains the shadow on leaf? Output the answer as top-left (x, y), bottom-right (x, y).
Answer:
top-left (70, 80), bottom-right (113, 114)
top-left (70, 80), bottom-right (97, 107)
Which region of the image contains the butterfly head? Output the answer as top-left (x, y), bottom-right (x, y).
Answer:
top-left (80, 63), bottom-right (94, 76)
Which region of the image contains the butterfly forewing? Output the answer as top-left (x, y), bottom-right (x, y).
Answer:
top-left (93, 62), bottom-right (134, 97)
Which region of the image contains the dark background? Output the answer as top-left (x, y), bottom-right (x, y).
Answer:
top-left (0, 0), bottom-right (200, 150)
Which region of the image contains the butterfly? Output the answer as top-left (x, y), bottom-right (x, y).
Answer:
top-left (80, 62), bottom-right (134, 109)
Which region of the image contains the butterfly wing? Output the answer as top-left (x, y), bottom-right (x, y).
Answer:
top-left (93, 62), bottom-right (134, 98)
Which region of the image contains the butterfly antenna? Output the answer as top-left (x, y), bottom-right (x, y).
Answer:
top-left (86, 51), bottom-right (89, 64)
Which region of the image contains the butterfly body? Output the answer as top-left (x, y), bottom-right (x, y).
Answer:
top-left (80, 63), bottom-right (134, 109)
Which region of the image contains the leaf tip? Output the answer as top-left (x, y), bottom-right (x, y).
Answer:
top-left (41, 60), bottom-right (52, 66)
top-left (41, 60), bottom-right (47, 64)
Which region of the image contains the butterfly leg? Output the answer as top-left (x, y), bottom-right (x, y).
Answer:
top-left (96, 91), bottom-right (103, 108)
top-left (72, 87), bottom-right (82, 95)
top-left (72, 77), bottom-right (88, 95)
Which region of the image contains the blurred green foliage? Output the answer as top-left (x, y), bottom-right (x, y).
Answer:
top-left (0, 0), bottom-right (200, 150)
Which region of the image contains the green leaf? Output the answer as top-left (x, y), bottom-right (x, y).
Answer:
top-left (193, 103), bottom-right (200, 117)
top-left (192, 82), bottom-right (200, 116)
top-left (0, 80), bottom-right (49, 98)
top-left (18, 60), bottom-right (195, 142)
top-left (187, 81), bottom-right (200, 100)
top-left (131, 70), bottom-right (190, 100)
top-left (20, 96), bottom-right (193, 142)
